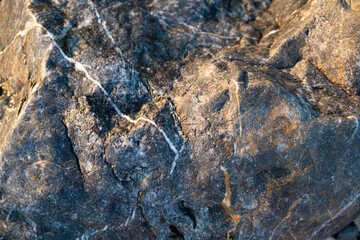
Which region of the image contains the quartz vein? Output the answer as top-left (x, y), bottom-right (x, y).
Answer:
top-left (26, 9), bottom-right (180, 177)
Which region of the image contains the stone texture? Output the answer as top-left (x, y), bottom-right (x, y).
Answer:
top-left (0, 0), bottom-right (359, 239)
top-left (354, 215), bottom-right (360, 232)
top-left (336, 225), bottom-right (359, 240)
top-left (268, 0), bottom-right (360, 95)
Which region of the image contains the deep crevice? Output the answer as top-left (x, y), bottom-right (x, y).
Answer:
top-left (238, 71), bottom-right (249, 89)
top-left (169, 225), bottom-right (184, 239)
top-left (17, 95), bottom-right (27, 115)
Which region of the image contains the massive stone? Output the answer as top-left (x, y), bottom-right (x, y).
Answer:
top-left (0, 0), bottom-right (359, 239)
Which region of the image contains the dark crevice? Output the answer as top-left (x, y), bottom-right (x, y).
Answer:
top-left (86, 95), bottom-right (116, 137)
top-left (0, 83), bottom-right (7, 100)
top-left (228, 231), bottom-right (236, 240)
top-left (340, 0), bottom-right (351, 9)
top-left (137, 191), bottom-right (158, 238)
top-left (61, 119), bottom-right (85, 179)
top-left (17, 95), bottom-right (27, 115)
top-left (169, 225), bottom-right (184, 239)
top-left (238, 71), bottom-right (249, 89)
top-left (179, 200), bottom-right (197, 229)
top-left (305, 28), bottom-right (309, 36)
top-left (214, 60), bottom-right (228, 71)
top-left (58, 25), bottom-right (77, 58)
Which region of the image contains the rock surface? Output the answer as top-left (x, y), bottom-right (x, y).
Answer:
top-left (335, 225), bottom-right (359, 240)
top-left (0, 0), bottom-right (360, 239)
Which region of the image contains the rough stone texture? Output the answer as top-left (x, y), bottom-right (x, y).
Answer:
top-left (0, 0), bottom-right (360, 239)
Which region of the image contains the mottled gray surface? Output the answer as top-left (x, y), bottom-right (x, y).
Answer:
top-left (0, 0), bottom-right (360, 239)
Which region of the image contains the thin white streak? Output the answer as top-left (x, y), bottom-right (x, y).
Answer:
top-left (77, 225), bottom-right (108, 240)
top-left (124, 208), bottom-right (136, 226)
top-left (169, 153), bottom-right (179, 175)
top-left (264, 29), bottom-right (280, 38)
top-left (169, 138), bottom-right (186, 175)
top-left (309, 192), bottom-right (360, 239)
top-left (53, 34), bottom-right (180, 165)
top-left (26, 10), bottom-right (180, 174)
top-left (89, 1), bottom-right (125, 63)
top-left (3, 3), bottom-right (180, 232)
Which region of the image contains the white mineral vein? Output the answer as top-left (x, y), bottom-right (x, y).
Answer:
top-left (309, 192), bottom-right (360, 239)
top-left (25, 9), bottom-right (180, 174)
top-left (88, 1), bottom-right (125, 63)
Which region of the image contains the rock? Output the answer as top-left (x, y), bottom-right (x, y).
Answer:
top-left (355, 216), bottom-right (360, 232)
top-left (0, 0), bottom-right (360, 239)
top-left (336, 225), bottom-right (359, 240)
top-left (268, 0), bottom-right (360, 95)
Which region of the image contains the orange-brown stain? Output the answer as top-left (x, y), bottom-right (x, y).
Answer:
top-left (221, 167), bottom-right (240, 239)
